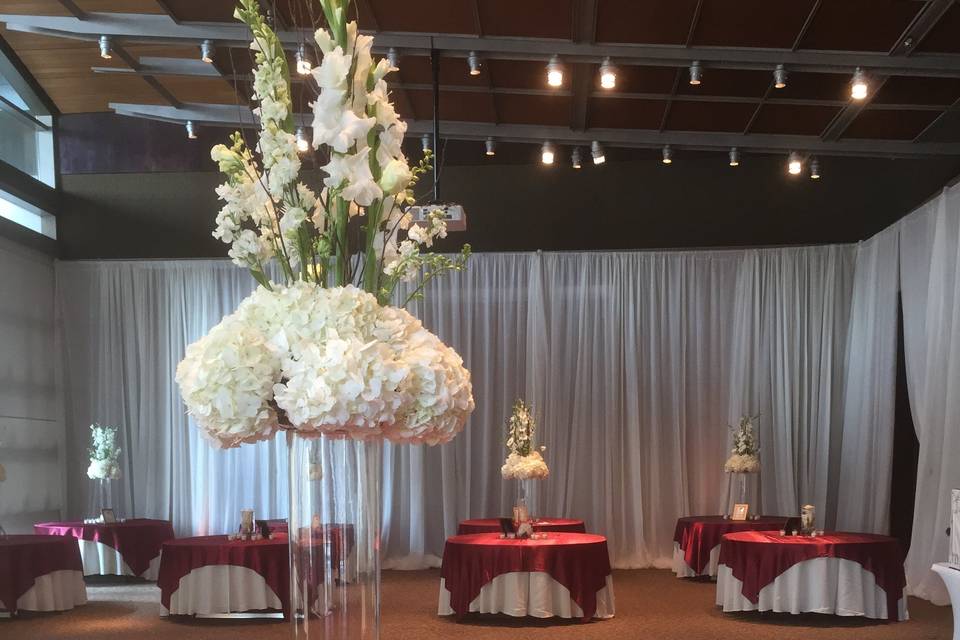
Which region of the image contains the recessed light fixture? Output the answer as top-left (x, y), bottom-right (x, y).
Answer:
top-left (200, 40), bottom-right (214, 64)
top-left (591, 140), bottom-right (605, 165)
top-left (185, 120), bottom-right (197, 140)
top-left (773, 64), bottom-right (787, 89)
top-left (661, 145), bottom-right (673, 164)
top-left (728, 147), bottom-right (740, 167)
top-left (851, 67), bottom-right (868, 100)
top-left (810, 158), bottom-right (821, 180)
top-left (788, 152), bottom-right (802, 175)
top-left (296, 127), bottom-right (309, 153)
top-left (99, 35), bottom-right (112, 60)
top-left (571, 147), bottom-right (582, 169)
top-left (599, 57), bottom-right (617, 90)
top-left (485, 137), bottom-right (496, 156)
top-left (468, 51), bottom-right (482, 76)
top-left (546, 55), bottom-right (563, 87)
top-left (541, 140), bottom-right (555, 165)
top-left (387, 47), bottom-right (400, 69)
top-left (689, 60), bottom-right (702, 86)
top-left (295, 44), bottom-right (313, 76)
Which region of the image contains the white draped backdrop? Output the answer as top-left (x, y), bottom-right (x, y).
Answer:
top-left (54, 180), bottom-right (960, 601)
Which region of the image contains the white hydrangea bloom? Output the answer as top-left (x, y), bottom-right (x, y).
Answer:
top-left (501, 451), bottom-right (550, 480)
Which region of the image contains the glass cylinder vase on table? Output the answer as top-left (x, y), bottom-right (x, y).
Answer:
top-left (724, 472), bottom-right (759, 518)
top-left (513, 479), bottom-right (531, 528)
top-left (288, 431), bottom-right (381, 640)
top-left (91, 477), bottom-right (116, 520)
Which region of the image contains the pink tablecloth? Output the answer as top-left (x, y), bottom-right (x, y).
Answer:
top-left (35, 519), bottom-right (175, 577)
top-left (673, 515), bottom-right (788, 575)
top-left (441, 532), bottom-right (611, 621)
top-left (718, 531), bottom-right (906, 621)
top-left (457, 518), bottom-right (586, 536)
top-left (0, 535), bottom-right (83, 613)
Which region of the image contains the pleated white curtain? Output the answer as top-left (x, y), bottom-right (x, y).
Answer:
top-left (57, 246), bottom-right (875, 569)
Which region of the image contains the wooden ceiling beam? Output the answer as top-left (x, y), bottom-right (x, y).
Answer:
top-left (570, 0), bottom-right (598, 132)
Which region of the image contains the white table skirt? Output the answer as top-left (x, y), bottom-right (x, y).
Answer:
top-left (932, 563), bottom-right (960, 640)
top-left (11, 570), bottom-right (87, 613)
top-left (437, 572), bottom-right (615, 619)
top-left (716, 557), bottom-right (908, 620)
top-left (162, 565), bottom-right (283, 616)
top-left (78, 539), bottom-right (162, 580)
top-left (672, 541), bottom-right (721, 578)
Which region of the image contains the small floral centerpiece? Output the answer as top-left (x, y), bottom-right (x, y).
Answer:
top-left (87, 424), bottom-right (121, 480)
top-left (724, 415), bottom-right (760, 474)
top-left (501, 399), bottom-right (548, 480)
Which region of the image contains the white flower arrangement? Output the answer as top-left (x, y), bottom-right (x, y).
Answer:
top-left (500, 400), bottom-right (549, 480)
top-left (724, 415), bottom-right (760, 474)
top-left (177, 1), bottom-right (475, 449)
top-left (87, 424), bottom-right (122, 480)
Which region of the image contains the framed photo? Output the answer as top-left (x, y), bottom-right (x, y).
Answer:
top-left (731, 503), bottom-right (749, 521)
top-left (101, 508), bottom-right (117, 524)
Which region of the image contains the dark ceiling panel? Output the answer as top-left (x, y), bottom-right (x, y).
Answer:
top-left (611, 65), bottom-right (677, 94)
top-left (843, 109), bottom-right (940, 140)
top-left (595, 0), bottom-right (699, 45)
top-left (798, 0), bottom-right (922, 52)
top-left (405, 89), bottom-right (497, 123)
top-left (486, 59), bottom-right (554, 90)
top-left (162, 0), bottom-right (235, 22)
top-left (675, 68), bottom-right (769, 98)
top-left (691, 0), bottom-right (818, 49)
top-left (872, 76), bottom-right (960, 106)
top-left (479, 0), bottom-right (574, 39)
top-left (665, 101), bottom-right (755, 132)
top-left (587, 97), bottom-right (666, 129)
top-left (773, 71), bottom-right (849, 101)
top-left (495, 94), bottom-right (571, 126)
top-left (917, 3), bottom-right (960, 53)
top-left (750, 103), bottom-right (840, 135)
top-left (396, 55), bottom-right (490, 87)
top-left (367, 0), bottom-right (478, 34)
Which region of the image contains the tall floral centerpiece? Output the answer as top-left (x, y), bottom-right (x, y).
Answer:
top-left (87, 424), bottom-right (122, 519)
top-left (174, 1), bottom-right (474, 638)
top-left (500, 400), bottom-right (548, 524)
top-left (724, 415), bottom-right (760, 517)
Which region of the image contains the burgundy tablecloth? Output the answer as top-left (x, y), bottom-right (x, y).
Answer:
top-left (457, 518), bottom-right (587, 536)
top-left (441, 532), bottom-right (611, 621)
top-left (0, 535), bottom-right (83, 613)
top-left (34, 519), bottom-right (175, 577)
top-left (673, 515), bottom-right (789, 575)
top-left (157, 535), bottom-right (289, 614)
top-left (718, 531), bottom-right (906, 622)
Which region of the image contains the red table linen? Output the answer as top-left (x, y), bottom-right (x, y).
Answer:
top-left (0, 535), bottom-right (83, 613)
top-left (718, 531), bottom-right (906, 622)
top-left (457, 518), bottom-right (586, 536)
top-left (673, 516), bottom-right (788, 575)
top-left (34, 519), bottom-right (175, 577)
top-left (441, 532), bottom-right (611, 622)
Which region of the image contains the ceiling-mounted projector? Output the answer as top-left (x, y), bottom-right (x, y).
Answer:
top-left (407, 202), bottom-right (467, 232)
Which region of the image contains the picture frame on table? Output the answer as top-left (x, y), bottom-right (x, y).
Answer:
top-left (731, 503), bottom-right (749, 521)
top-left (101, 508), bottom-right (117, 523)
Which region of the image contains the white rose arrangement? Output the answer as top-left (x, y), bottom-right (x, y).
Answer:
top-left (501, 400), bottom-right (549, 480)
top-left (724, 415), bottom-right (760, 474)
top-left (87, 424), bottom-right (122, 480)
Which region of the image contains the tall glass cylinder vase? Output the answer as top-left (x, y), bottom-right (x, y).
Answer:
top-left (514, 478), bottom-right (530, 526)
top-left (724, 472), bottom-right (759, 518)
top-left (287, 431), bottom-right (382, 640)
top-left (91, 478), bottom-right (115, 519)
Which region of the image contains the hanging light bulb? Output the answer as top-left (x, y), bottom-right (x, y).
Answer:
top-left (541, 140), bottom-right (555, 165)
top-left (296, 44), bottom-right (313, 76)
top-left (661, 145), bottom-right (673, 164)
top-left (387, 47), bottom-right (400, 69)
top-left (810, 157), bottom-right (821, 180)
top-left (773, 64), bottom-right (787, 89)
top-left (546, 55), bottom-right (563, 87)
top-left (688, 60), bottom-right (702, 86)
top-left (185, 120), bottom-right (197, 140)
top-left (467, 51), bottom-right (482, 76)
top-left (571, 147), bottom-right (582, 169)
top-left (99, 35), bottom-right (112, 60)
top-left (421, 134), bottom-right (432, 153)
top-left (296, 127), bottom-right (309, 153)
top-left (599, 57), bottom-right (617, 90)
top-left (200, 40), bottom-right (214, 64)
top-left (485, 137), bottom-right (496, 156)
top-left (728, 147), bottom-right (740, 167)
top-left (850, 67), bottom-right (868, 100)
top-left (788, 152), bottom-right (802, 175)
top-left (591, 140), bottom-right (605, 165)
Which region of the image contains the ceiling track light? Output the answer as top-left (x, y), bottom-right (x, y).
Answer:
top-left (571, 147), bottom-right (582, 169)
top-left (295, 44), bottom-right (313, 76)
top-left (851, 67), bottom-right (868, 100)
top-left (728, 147), bottom-right (740, 167)
top-left (541, 140), bottom-right (556, 165)
top-left (599, 57), bottom-right (617, 90)
top-left (788, 152), bottom-right (802, 175)
top-left (773, 64), bottom-right (787, 89)
top-left (546, 55), bottom-right (563, 87)
top-left (99, 35), bottom-right (112, 60)
top-left (421, 134), bottom-right (432, 153)
top-left (688, 60), bottom-right (702, 86)
top-left (200, 39), bottom-right (214, 64)
top-left (387, 47), bottom-right (400, 69)
top-left (591, 140), bottom-right (605, 165)
top-left (185, 120), bottom-right (197, 140)
top-left (467, 51), bottom-right (482, 76)
top-left (661, 145), bottom-right (673, 164)
top-left (485, 137), bottom-right (496, 156)
top-left (810, 158), bottom-right (821, 180)
top-left (295, 127), bottom-right (309, 153)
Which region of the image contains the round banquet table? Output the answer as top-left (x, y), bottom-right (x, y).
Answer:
top-left (34, 519), bottom-right (175, 581)
top-left (0, 535), bottom-right (87, 614)
top-left (438, 532), bottom-right (615, 621)
top-left (672, 515), bottom-right (788, 578)
top-left (716, 531), bottom-right (908, 621)
top-left (457, 518), bottom-right (586, 536)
